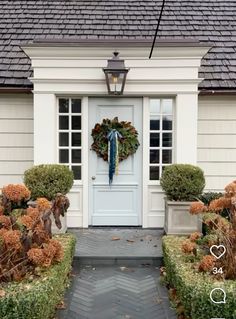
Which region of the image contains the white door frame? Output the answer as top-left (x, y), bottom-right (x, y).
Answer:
top-left (87, 96), bottom-right (143, 226)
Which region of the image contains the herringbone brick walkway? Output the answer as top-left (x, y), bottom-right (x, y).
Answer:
top-left (56, 229), bottom-right (176, 319)
top-left (57, 264), bottom-right (176, 319)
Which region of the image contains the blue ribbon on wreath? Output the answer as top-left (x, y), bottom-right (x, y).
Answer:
top-left (107, 129), bottom-right (123, 185)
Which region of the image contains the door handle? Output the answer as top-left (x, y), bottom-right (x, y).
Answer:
top-left (91, 176), bottom-right (96, 180)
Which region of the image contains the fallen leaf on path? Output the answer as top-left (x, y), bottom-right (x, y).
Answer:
top-left (120, 267), bottom-right (135, 272)
top-left (126, 239), bottom-right (135, 243)
top-left (112, 236), bottom-right (120, 241)
top-left (154, 297), bottom-right (163, 304)
top-left (56, 300), bottom-right (66, 310)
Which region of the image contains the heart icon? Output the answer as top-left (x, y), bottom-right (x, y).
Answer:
top-left (210, 245), bottom-right (226, 259)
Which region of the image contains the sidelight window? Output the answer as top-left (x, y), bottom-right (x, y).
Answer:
top-left (58, 98), bottom-right (82, 180)
top-left (149, 98), bottom-right (174, 180)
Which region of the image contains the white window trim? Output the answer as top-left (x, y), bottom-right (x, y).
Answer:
top-left (148, 97), bottom-right (176, 185)
top-left (57, 97), bottom-right (83, 185)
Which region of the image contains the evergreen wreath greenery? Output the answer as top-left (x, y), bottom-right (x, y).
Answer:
top-left (91, 117), bottom-right (140, 162)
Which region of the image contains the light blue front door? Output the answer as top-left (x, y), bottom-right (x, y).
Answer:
top-left (89, 98), bottom-right (143, 226)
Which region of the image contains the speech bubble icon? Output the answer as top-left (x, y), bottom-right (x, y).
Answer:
top-left (210, 288), bottom-right (226, 304)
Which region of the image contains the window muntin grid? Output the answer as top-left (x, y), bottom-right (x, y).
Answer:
top-left (58, 98), bottom-right (82, 180)
top-left (149, 98), bottom-right (173, 181)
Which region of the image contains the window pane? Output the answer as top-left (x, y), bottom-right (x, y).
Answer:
top-left (150, 99), bottom-right (160, 114)
top-left (150, 117), bottom-right (160, 130)
top-left (72, 133), bottom-right (81, 146)
top-left (162, 150), bottom-right (172, 164)
top-left (162, 133), bottom-right (172, 147)
top-left (72, 116), bottom-right (81, 130)
top-left (72, 166), bottom-right (81, 180)
top-left (150, 133), bottom-right (160, 147)
top-left (150, 150), bottom-right (159, 163)
top-left (150, 166), bottom-right (159, 180)
top-left (162, 99), bottom-right (173, 114)
top-left (59, 133), bottom-right (69, 146)
top-left (72, 150), bottom-right (81, 163)
top-left (59, 149), bottom-right (69, 163)
top-left (59, 99), bottom-right (69, 113)
top-left (72, 99), bottom-right (81, 113)
top-left (59, 116), bottom-right (69, 130)
top-left (163, 116), bottom-right (172, 130)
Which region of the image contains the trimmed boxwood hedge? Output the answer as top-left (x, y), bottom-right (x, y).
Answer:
top-left (24, 164), bottom-right (74, 200)
top-left (0, 234), bottom-right (76, 319)
top-left (163, 236), bottom-right (236, 319)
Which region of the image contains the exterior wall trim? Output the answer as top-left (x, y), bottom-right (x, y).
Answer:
top-left (22, 44), bottom-right (208, 228)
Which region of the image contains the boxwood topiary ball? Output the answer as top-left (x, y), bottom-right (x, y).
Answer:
top-left (160, 164), bottom-right (205, 201)
top-left (24, 164), bottom-right (74, 200)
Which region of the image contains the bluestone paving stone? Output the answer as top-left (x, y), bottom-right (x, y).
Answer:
top-left (57, 265), bottom-right (176, 319)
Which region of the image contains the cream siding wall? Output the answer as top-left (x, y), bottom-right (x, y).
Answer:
top-left (198, 95), bottom-right (236, 191)
top-left (0, 94), bottom-right (34, 187)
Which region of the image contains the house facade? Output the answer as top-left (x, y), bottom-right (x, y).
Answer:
top-left (0, 1), bottom-right (236, 228)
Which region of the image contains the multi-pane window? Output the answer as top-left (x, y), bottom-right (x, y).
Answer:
top-left (58, 98), bottom-right (82, 180)
top-left (149, 98), bottom-right (173, 180)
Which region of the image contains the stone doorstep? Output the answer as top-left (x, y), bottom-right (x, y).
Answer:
top-left (73, 256), bottom-right (163, 267)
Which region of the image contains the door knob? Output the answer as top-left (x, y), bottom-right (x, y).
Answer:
top-left (91, 176), bottom-right (96, 180)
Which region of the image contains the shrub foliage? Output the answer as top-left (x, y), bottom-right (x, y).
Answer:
top-left (189, 180), bottom-right (236, 280)
top-left (24, 164), bottom-right (74, 200)
top-left (160, 164), bottom-right (205, 201)
top-left (163, 236), bottom-right (236, 319)
top-left (0, 234), bottom-right (75, 319)
top-left (0, 184), bottom-right (69, 282)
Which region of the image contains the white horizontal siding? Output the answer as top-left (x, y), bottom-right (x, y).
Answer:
top-left (198, 148), bottom-right (236, 162)
top-left (0, 119), bottom-right (33, 133)
top-left (0, 94), bottom-right (34, 187)
top-left (0, 148), bottom-right (33, 161)
top-left (198, 134), bottom-right (236, 148)
top-left (198, 120), bottom-right (236, 134)
top-left (198, 95), bottom-right (236, 191)
top-left (198, 96), bottom-right (236, 120)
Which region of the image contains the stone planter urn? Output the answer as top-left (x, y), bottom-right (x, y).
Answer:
top-left (51, 214), bottom-right (67, 234)
top-left (164, 199), bottom-right (202, 235)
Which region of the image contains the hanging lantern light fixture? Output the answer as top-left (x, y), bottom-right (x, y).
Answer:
top-left (103, 52), bottom-right (129, 95)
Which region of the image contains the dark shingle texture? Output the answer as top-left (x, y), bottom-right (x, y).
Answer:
top-left (1, 0), bottom-right (236, 90)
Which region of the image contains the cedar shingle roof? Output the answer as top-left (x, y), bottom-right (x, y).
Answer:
top-left (0, 0), bottom-right (236, 90)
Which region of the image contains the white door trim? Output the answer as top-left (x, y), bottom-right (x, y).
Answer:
top-left (88, 97), bottom-right (143, 226)
top-left (81, 96), bottom-right (89, 227)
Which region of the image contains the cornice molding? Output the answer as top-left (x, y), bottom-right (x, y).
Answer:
top-left (22, 45), bottom-right (210, 60)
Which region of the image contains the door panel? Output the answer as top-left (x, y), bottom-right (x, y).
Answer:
top-left (88, 98), bottom-right (142, 226)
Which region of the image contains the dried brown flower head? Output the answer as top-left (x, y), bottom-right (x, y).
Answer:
top-left (2, 230), bottom-right (21, 250)
top-left (36, 198), bottom-right (51, 212)
top-left (27, 248), bottom-right (45, 266)
top-left (2, 184), bottom-right (31, 203)
top-left (18, 215), bottom-right (34, 230)
top-left (198, 255), bottom-right (215, 272)
top-left (0, 215), bottom-right (11, 229)
top-left (181, 240), bottom-right (196, 254)
top-left (189, 232), bottom-right (202, 242)
top-left (209, 197), bottom-right (231, 212)
top-left (189, 201), bottom-right (206, 215)
top-left (225, 181), bottom-right (236, 197)
top-left (0, 228), bottom-right (8, 237)
top-left (49, 239), bottom-right (64, 261)
top-left (0, 206), bottom-right (4, 216)
top-left (26, 207), bottom-right (40, 220)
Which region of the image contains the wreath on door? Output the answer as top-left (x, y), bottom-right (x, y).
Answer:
top-left (91, 117), bottom-right (140, 184)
